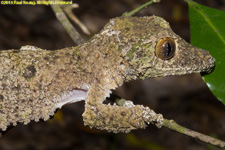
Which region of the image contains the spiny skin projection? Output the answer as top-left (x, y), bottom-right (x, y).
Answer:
top-left (0, 16), bottom-right (215, 135)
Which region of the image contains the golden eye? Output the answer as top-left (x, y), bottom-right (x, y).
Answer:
top-left (155, 37), bottom-right (176, 60)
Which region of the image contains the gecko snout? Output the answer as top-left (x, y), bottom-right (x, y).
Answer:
top-left (202, 52), bottom-right (215, 73)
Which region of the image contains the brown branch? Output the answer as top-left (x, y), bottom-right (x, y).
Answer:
top-left (162, 119), bottom-right (225, 148)
top-left (117, 99), bottom-right (225, 148)
top-left (62, 4), bottom-right (90, 35)
top-left (50, 1), bottom-right (85, 45)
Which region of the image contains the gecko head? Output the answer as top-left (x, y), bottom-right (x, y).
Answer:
top-left (110, 16), bottom-right (215, 79)
top-left (137, 36), bottom-right (216, 78)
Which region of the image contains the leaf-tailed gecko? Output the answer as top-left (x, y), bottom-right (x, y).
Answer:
top-left (0, 16), bottom-right (215, 134)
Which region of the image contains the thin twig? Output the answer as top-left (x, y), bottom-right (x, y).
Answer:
top-left (122, 0), bottom-right (161, 17)
top-left (62, 4), bottom-right (90, 35)
top-left (162, 119), bottom-right (225, 148)
top-left (50, 1), bottom-right (85, 45)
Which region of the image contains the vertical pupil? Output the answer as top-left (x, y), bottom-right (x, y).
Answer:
top-left (156, 38), bottom-right (176, 60)
top-left (166, 42), bottom-right (172, 57)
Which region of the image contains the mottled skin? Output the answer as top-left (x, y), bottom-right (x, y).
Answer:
top-left (0, 16), bottom-right (215, 134)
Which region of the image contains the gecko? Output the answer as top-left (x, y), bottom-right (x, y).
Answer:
top-left (0, 16), bottom-right (215, 135)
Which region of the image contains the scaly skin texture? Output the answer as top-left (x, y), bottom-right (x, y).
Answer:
top-left (0, 16), bottom-right (215, 134)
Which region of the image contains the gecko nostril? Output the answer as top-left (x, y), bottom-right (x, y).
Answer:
top-left (211, 56), bottom-right (215, 62)
top-left (202, 55), bottom-right (215, 73)
top-left (208, 56), bottom-right (216, 65)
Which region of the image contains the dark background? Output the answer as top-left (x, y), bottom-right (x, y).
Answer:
top-left (0, 0), bottom-right (225, 150)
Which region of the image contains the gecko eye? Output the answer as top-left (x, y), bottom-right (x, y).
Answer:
top-left (155, 37), bottom-right (176, 60)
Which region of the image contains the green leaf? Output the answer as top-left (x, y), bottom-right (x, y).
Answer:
top-left (187, 0), bottom-right (225, 104)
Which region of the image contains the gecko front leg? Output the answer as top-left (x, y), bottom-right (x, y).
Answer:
top-left (82, 84), bottom-right (163, 133)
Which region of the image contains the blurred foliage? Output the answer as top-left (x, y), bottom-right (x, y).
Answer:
top-left (187, 0), bottom-right (225, 104)
top-left (125, 133), bottom-right (165, 150)
top-left (47, 110), bottom-right (64, 124)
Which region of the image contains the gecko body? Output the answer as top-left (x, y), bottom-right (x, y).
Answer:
top-left (0, 16), bottom-right (215, 134)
